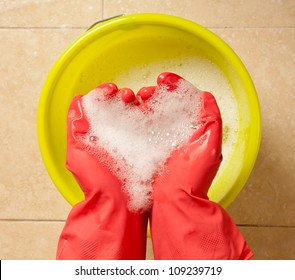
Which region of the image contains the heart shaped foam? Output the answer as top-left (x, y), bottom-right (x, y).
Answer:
top-left (79, 73), bottom-right (202, 212)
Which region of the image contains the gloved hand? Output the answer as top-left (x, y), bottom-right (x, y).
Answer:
top-left (56, 83), bottom-right (149, 260)
top-left (150, 72), bottom-right (253, 260)
top-left (57, 71), bottom-right (253, 260)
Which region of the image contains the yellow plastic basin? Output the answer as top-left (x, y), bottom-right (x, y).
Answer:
top-left (37, 13), bottom-right (261, 208)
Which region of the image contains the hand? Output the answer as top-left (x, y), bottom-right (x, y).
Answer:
top-left (56, 84), bottom-right (149, 260)
top-left (150, 73), bottom-right (253, 260)
top-left (57, 72), bottom-right (253, 260)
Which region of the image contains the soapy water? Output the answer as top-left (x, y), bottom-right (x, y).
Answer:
top-left (113, 56), bottom-right (239, 183)
top-left (80, 78), bottom-right (201, 212)
top-left (77, 55), bottom-right (239, 212)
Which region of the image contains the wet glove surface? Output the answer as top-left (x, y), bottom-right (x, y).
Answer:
top-left (150, 73), bottom-right (253, 260)
top-left (57, 72), bottom-right (253, 260)
top-left (56, 86), bottom-right (149, 260)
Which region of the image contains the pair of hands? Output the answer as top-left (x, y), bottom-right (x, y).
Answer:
top-left (57, 72), bottom-right (253, 260)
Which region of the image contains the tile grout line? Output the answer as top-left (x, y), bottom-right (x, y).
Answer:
top-left (0, 26), bottom-right (87, 30)
top-left (1, 219), bottom-right (295, 228)
top-left (0, 26), bottom-right (294, 30)
top-left (238, 224), bottom-right (295, 228)
top-left (210, 26), bottom-right (295, 29)
top-left (0, 219), bottom-right (66, 222)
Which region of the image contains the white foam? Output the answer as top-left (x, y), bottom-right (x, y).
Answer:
top-left (113, 56), bottom-right (239, 179)
top-left (77, 55), bottom-right (239, 211)
top-left (81, 79), bottom-right (201, 212)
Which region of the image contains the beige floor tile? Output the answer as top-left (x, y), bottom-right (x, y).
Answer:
top-left (0, 0), bottom-right (294, 263)
top-left (0, 221), bottom-right (152, 260)
top-left (241, 226), bottom-right (295, 260)
top-left (148, 226), bottom-right (295, 260)
top-left (104, 0), bottom-right (295, 28)
top-left (0, 0), bottom-right (102, 28)
top-left (0, 29), bottom-right (85, 220)
top-left (1, 222), bottom-right (293, 259)
top-left (213, 28), bottom-right (295, 226)
top-left (0, 221), bottom-right (64, 259)
top-left (146, 226), bottom-right (295, 260)
top-left (146, 237), bottom-right (154, 260)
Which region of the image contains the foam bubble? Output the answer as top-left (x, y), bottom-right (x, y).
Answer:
top-left (81, 79), bottom-right (201, 212)
top-left (113, 56), bottom-right (239, 179)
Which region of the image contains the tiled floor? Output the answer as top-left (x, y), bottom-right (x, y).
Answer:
top-left (0, 0), bottom-right (294, 260)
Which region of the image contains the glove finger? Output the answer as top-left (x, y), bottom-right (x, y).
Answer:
top-left (68, 82), bottom-right (119, 143)
top-left (96, 82), bottom-right (119, 99)
top-left (199, 91), bottom-right (222, 124)
top-left (136, 86), bottom-right (157, 101)
top-left (189, 91), bottom-right (222, 156)
top-left (176, 91), bottom-right (222, 197)
top-left (119, 88), bottom-right (136, 103)
top-left (67, 95), bottom-right (90, 144)
top-left (200, 91), bottom-right (222, 162)
top-left (157, 72), bottom-right (182, 90)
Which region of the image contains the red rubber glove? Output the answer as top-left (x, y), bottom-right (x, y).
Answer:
top-left (150, 73), bottom-right (253, 260)
top-left (56, 84), bottom-right (149, 260)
